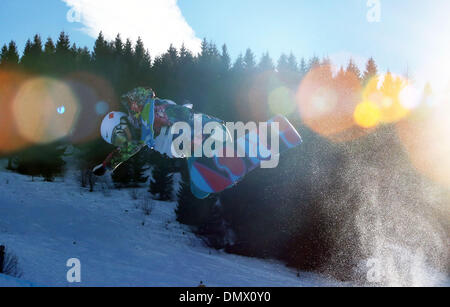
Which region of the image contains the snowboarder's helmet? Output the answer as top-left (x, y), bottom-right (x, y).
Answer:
top-left (101, 112), bottom-right (128, 144)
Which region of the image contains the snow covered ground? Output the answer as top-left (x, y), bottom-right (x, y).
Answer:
top-left (0, 167), bottom-right (342, 287)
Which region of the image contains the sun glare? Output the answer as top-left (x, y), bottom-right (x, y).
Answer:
top-left (12, 78), bottom-right (80, 144)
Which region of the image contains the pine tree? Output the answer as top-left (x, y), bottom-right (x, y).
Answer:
top-left (111, 149), bottom-right (150, 189)
top-left (175, 162), bottom-right (219, 226)
top-left (198, 38), bottom-right (210, 63)
top-left (74, 46), bottom-right (92, 71)
top-left (346, 59), bottom-right (361, 81)
top-left (124, 38), bottom-right (134, 60)
top-left (258, 52), bottom-right (274, 71)
top-left (220, 44), bottom-right (231, 72)
top-left (150, 156), bottom-right (174, 201)
top-left (231, 53), bottom-right (243, 73)
top-left (15, 143), bottom-right (66, 182)
top-left (93, 31), bottom-right (108, 62)
top-left (287, 53), bottom-right (298, 72)
top-left (111, 160), bottom-right (133, 188)
top-left (54, 31), bottom-right (74, 74)
top-left (27, 34), bottom-right (44, 73)
top-left (299, 57), bottom-right (308, 77)
top-left (0, 41), bottom-right (19, 68)
top-left (56, 32), bottom-right (71, 53)
top-left (42, 37), bottom-right (56, 73)
top-left (166, 44), bottom-right (179, 68)
top-left (129, 149), bottom-right (150, 187)
top-left (75, 139), bottom-right (111, 192)
top-left (243, 48), bottom-right (256, 71)
top-left (336, 66), bottom-right (346, 81)
top-left (308, 55), bottom-right (320, 70)
top-left (0, 45), bottom-right (8, 65)
top-left (381, 70), bottom-right (394, 95)
top-left (93, 31), bottom-right (114, 78)
top-left (362, 57), bottom-right (378, 85)
top-left (8, 41), bottom-right (20, 65)
top-left (114, 34), bottom-right (124, 56)
top-left (277, 54), bottom-right (289, 72)
top-left (21, 39), bottom-right (33, 66)
top-left (20, 35), bottom-right (43, 73)
top-left (134, 37), bottom-right (146, 64)
top-left (44, 37), bottom-right (56, 55)
top-left (134, 37), bottom-right (151, 83)
top-left (180, 43), bottom-right (194, 66)
top-left (208, 43), bottom-right (220, 62)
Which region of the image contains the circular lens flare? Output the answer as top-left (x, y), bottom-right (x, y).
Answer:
top-left (354, 101), bottom-right (381, 129)
top-left (65, 72), bottom-right (118, 144)
top-left (95, 101), bottom-right (110, 116)
top-left (12, 77), bottom-right (79, 144)
top-left (297, 65), bottom-right (362, 141)
top-left (396, 77), bottom-right (450, 189)
top-left (362, 74), bottom-right (410, 125)
top-left (399, 84), bottom-right (422, 110)
top-left (268, 86), bottom-right (296, 116)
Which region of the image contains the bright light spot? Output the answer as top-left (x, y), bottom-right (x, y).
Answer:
top-left (268, 87), bottom-right (296, 116)
top-left (362, 74), bottom-right (410, 124)
top-left (57, 106), bottom-right (66, 114)
top-left (354, 101), bottom-right (381, 129)
top-left (397, 103), bottom-right (450, 188)
top-left (95, 101), bottom-right (109, 115)
top-left (12, 78), bottom-right (80, 144)
top-left (310, 87), bottom-right (338, 116)
top-left (297, 65), bottom-right (362, 141)
top-left (399, 85), bottom-right (422, 110)
top-left (382, 97), bottom-right (393, 108)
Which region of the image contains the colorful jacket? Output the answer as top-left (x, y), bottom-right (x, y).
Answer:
top-left (101, 88), bottom-right (194, 171)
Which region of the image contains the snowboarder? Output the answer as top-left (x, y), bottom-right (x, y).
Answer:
top-left (93, 87), bottom-right (221, 175)
top-left (93, 87), bottom-right (302, 199)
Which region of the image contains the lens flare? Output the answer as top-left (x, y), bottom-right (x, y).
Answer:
top-left (397, 99), bottom-right (450, 188)
top-left (399, 84), bottom-right (422, 110)
top-left (297, 65), bottom-right (362, 141)
top-left (354, 101), bottom-right (381, 129)
top-left (362, 74), bottom-right (410, 125)
top-left (245, 72), bottom-right (283, 122)
top-left (0, 70), bottom-right (30, 155)
top-left (268, 86), bottom-right (296, 116)
top-left (95, 101), bottom-right (110, 115)
top-left (12, 77), bottom-right (79, 144)
top-left (65, 72), bottom-right (118, 144)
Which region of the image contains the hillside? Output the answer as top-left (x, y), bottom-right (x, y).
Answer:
top-left (0, 169), bottom-right (340, 287)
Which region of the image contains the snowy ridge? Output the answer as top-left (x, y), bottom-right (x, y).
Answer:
top-left (0, 168), bottom-right (341, 287)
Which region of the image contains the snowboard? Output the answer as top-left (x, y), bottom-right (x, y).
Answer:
top-left (187, 115), bottom-right (302, 198)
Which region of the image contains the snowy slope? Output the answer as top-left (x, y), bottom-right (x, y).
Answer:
top-left (0, 274), bottom-right (35, 287)
top-left (0, 169), bottom-right (341, 287)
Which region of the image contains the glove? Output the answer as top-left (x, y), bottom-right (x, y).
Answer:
top-left (93, 164), bottom-right (107, 176)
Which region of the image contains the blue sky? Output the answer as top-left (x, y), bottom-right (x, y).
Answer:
top-left (0, 0), bottom-right (449, 81)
